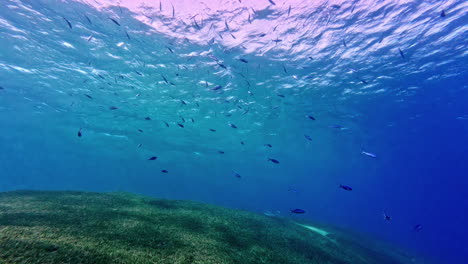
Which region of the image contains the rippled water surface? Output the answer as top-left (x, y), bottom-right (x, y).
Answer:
top-left (0, 0), bottom-right (467, 263)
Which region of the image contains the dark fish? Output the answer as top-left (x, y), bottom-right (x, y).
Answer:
top-left (161, 75), bottom-right (169, 84)
top-left (342, 39), bottom-right (347, 47)
top-left (109, 106), bottom-right (118, 110)
top-left (148, 156), bottom-right (158, 160)
top-left (98, 74), bottom-right (105, 79)
top-left (413, 224), bottom-right (423, 232)
top-left (180, 100), bottom-right (187, 105)
top-left (62, 17), bottom-right (72, 29)
top-left (138, 129), bottom-right (143, 133)
top-left (163, 121), bottom-right (169, 127)
top-left (282, 64), bottom-right (287, 73)
top-left (171, 3), bottom-right (175, 17)
top-left (145, 117), bottom-right (151, 120)
top-left (277, 94), bottom-right (285, 98)
top-left (161, 169), bottom-right (168, 173)
top-left (229, 123), bottom-right (237, 128)
top-left (218, 150), bottom-right (225, 154)
top-left (109, 18), bottom-right (121, 26)
top-left (85, 94), bottom-right (93, 99)
top-left (288, 5), bottom-right (291, 16)
top-left (224, 20), bottom-right (229, 30)
top-left (233, 171), bottom-right (241, 178)
top-left (239, 58), bottom-right (248, 63)
top-left (383, 212), bottom-right (392, 221)
top-left (87, 35), bottom-right (93, 42)
top-left (77, 128), bottom-right (82, 137)
top-left (304, 135), bottom-right (312, 141)
top-left (339, 184), bottom-right (352, 191)
top-left (398, 48), bottom-right (405, 59)
top-left (290, 209), bottom-right (305, 214)
top-left (308, 56), bottom-right (313, 60)
top-left (159, 1), bottom-right (162, 11)
top-left (135, 71), bottom-right (142, 76)
top-left (240, 141), bottom-right (245, 145)
top-left (230, 33), bottom-right (236, 39)
top-left (268, 0), bottom-right (276, 5)
top-left (138, 144), bottom-right (142, 148)
top-left (440, 10), bottom-right (446, 17)
top-left (177, 123), bottom-right (184, 128)
top-left (268, 158), bottom-right (280, 164)
top-left (209, 128), bottom-right (216, 132)
top-left (259, 33), bottom-right (266, 37)
top-left (361, 79), bottom-right (368, 84)
top-left (166, 46), bottom-right (174, 53)
top-left (264, 144), bottom-right (272, 148)
top-left (191, 118), bottom-right (195, 123)
top-left (212, 85), bottom-right (222, 91)
top-left (218, 63), bottom-right (227, 69)
top-left (306, 115), bottom-right (316, 120)
top-left (331, 4), bottom-right (341, 9)
top-left (125, 30), bottom-right (131, 40)
top-left (84, 15), bottom-right (92, 24)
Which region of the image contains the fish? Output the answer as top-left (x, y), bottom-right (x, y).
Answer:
top-left (191, 118), bottom-right (195, 123)
top-left (209, 129), bottom-right (216, 132)
top-left (159, 1), bottom-right (162, 11)
top-left (161, 169), bottom-right (168, 173)
top-left (361, 79), bottom-right (368, 84)
top-left (0, 86), bottom-right (4, 90)
top-left (277, 94), bottom-right (285, 98)
top-left (109, 18), bottom-right (121, 26)
top-left (233, 171), bottom-right (241, 178)
top-left (361, 151), bottom-right (377, 158)
top-left (109, 106), bottom-right (118, 110)
top-left (268, 0), bottom-right (276, 5)
top-left (138, 129), bottom-right (143, 133)
top-left (240, 141), bottom-right (245, 145)
top-left (440, 10), bottom-right (446, 17)
top-left (144, 117), bottom-right (151, 120)
top-left (77, 128), bottom-right (82, 137)
top-left (229, 123), bottom-right (237, 129)
top-left (163, 121), bottom-right (170, 127)
top-left (212, 85), bottom-right (222, 91)
top-left (180, 100), bottom-right (187, 105)
top-left (288, 5), bottom-right (291, 16)
top-left (413, 224), bottom-right (423, 232)
top-left (224, 20), bottom-right (230, 30)
top-left (339, 184), bottom-right (352, 191)
top-left (87, 35), bottom-right (93, 42)
top-left (306, 115), bottom-right (316, 120)
top-left (342, 40), bottom-right (347, 47)
top-left (161, 75), bottom-right (169, 84)
top-left (177, 123), bottom-right (184, 128)
top-left (84, 94), bottom-right (93, 99)
top-left (125, 30), bottom-right (131, 40)
top-left (84, 15), bottom-right (92, 24)
top-left (290, 209), bottom-right (305, 214)
top-left (171, 3), bottom-right (175, 17)
top-left (398, 48), bottom-right (405, 59)
top-left (282, 64), bottom-right (287, 73)
top-left (166, 46), bottom-right (174, 53)
top-left (264, 144), bottom-right (272, 148)
top-left (383, 212), bottom-right (392, 221)
top-left (135, 71), bottom-right (142, 76)
top-left (218, 63), bottom-right (227, 69)
top-left (180, 116), bottom-right (185, 123)
top-left (137, 144), bottom-right (142, 148)
top-left (62, 17), bottom-right (72, 29)
top-left (239, 58), bottom-right (248, 63)
top-left (304, 135), bottom-right (312, 141)
top-left (148, 156), bottom-right (158, 160)
top-left (268, 158), bottom-right (280, 164)
top-left (217, 150), bottom-right (225, 154)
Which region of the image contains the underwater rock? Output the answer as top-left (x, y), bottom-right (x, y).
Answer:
top-left (0, 191), bottom-right (423, 264)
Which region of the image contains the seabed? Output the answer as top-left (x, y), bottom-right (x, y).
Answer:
top-left (0, 191), bottom-right (424, 264)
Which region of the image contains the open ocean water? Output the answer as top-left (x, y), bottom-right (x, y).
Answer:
top-left (0, 0), bottom-right (467, 263)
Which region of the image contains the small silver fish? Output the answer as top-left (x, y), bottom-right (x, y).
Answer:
top-left (361, 151), bottom-right (377, 158)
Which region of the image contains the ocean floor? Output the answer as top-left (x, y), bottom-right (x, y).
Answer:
top-left (0, 191), bottom-right (423, 264)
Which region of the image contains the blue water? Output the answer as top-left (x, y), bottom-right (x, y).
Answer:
top-left (0, 0), bottom-right (467, 263)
